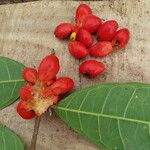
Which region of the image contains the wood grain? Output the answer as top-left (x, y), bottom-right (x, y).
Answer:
top-left (0, 0), bottom-right (150, 149)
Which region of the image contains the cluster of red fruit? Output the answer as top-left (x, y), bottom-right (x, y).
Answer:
top-left (17, 55), bottom-right (74, 119)
top-left (54, 4), bottom-right (130, 78)
top-left (17, 4), bottom-right (130, 119)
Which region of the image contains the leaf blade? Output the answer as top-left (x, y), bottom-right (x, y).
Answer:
top-left (55, 83), bottom-right (150, 150)
top-left (0, 126), bottom-right (24, 150)
top-left (0, 57), bottom-right (25, 109)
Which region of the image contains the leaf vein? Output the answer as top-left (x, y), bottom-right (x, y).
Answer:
top-left (123, 89), bottom-right (136, 117)
top-left (65, 110), bottom-right (69, 124)
top-left (0, 79), bottom-right (24, 84)
top-left (10, 82), bottom-right (17, 99)
top-left (78, 90), bottom-right (92, 110)
top-left (78, 113), bottom-right (83, 131)
top-left (57, 107), bottom-right (150, 125)
top-left (97, 116), bottom-right (101, 142)
top-left (117, 120), bottom-right (126, 150)
top-left (97, 117), bottom-right (111, 149)
top-left (0, 59), bottom-right (11, 80)
top-left (148, 124), bottom-right (150, 136)
top-left (0, 82), bottom-right (18, 108)
top-left (65, 95), bottom-right (76, 108)
top-left (2, 132), bottom-right (6, 150)
top-left (101, 86), bottom-right (118, 113)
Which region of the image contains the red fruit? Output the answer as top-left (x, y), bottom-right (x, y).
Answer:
top-left (17, 101), bottom-right (35, 119)
top-left (76, 28), bottom-right (93, 47)
top-left (68, 41), bottom-right (88, 59)
top-left (111, 28), bottom-right (130, 49)
top-left (72, 25), bottom-right (80, 33)
top-left (70, 25), bottom-right (80, 41)
top-left (23, 68), bottom-right (37, 84)
top-left (38, 55), bottom-right (60, 83)
top-left (75, 4), bottom-right (92, 23)
top-left (89, 41), bottom-right (113, 57)
top-left (54, 23), bottom-right (72, 39)
top-left (50, 77), bottom-right (74, 95)
top-left (17, 54), bottom-right (75, 119)
top-left (47, 76), bottom-right (57, 86)
top-left (97, 20), bottom-right (119, 41)
top-left (79, 60), bottom-right (105, 78)
top-left (81, 15), bottom-right (102, 34)
top-left (54, 96), bottom-right (61, 104)
top-left (41, 87), bottom-right (56, 98)
top-left (20, 85), bottom-right (33, 101)
top-left (41, 87), bottom-right (59, 105)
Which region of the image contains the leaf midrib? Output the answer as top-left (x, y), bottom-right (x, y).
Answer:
top-left (0, 79), bottom-right (24, 84)
top-left (56, 106), bottom-right (150, 125)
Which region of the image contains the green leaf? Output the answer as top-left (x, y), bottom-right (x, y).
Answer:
top-left (0, 125), bottom-right (24, 150)
top-left (0, 57), bottom-right (25, 109)
top-left (55, 83), bottom-right (150, 150)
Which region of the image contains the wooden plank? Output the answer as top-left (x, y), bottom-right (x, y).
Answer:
top-left (0, 0), bottom-right (150, 150)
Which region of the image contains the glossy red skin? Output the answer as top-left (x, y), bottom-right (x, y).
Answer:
top-left (75, 4), bottom-right (92, 23)
top-left (68, 41), bottom-right (88, 59)
top-left (97, 20), bottom-right (119, 41)
top-left (46, 76), bottom-right (57, 86)
top-left (72, 25), bottom-right (80, 33)
top-left (38, 55), bottom-right (60, 83)
top-left (50, 77), bottom-right (74, 95)
top-left (79, 60), bottom-right (105, 78)
top-left (20, 85), bottom-right (33, 101)
top-left (17, 55), bottom-right (75, 119)
top-left (76, 28), bottom-right (93, 47)
top-left (17, 101), bottom-right (35, 119)
top-left (23, 68), bottom-right (37, 84)
top-left (81, 15), bottom-right (102, 34)
top-left (41, 88), bottom-right (59, 104)
top-left (89, 41), bottom-right (113, 57)
top-left (54, 23), bottom-right (72, 39)
top-left (111, 28), bottom-right (130, 49)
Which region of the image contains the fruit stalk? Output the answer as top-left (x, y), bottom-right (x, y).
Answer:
top-left (30, 116), bottom-right (41, 150)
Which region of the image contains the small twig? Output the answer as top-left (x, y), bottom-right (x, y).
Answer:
top-left (30, 116), bottom-right (41, 150)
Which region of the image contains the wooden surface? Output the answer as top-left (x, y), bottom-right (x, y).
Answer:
top-left (0, 0), bottom-right (150, 149)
